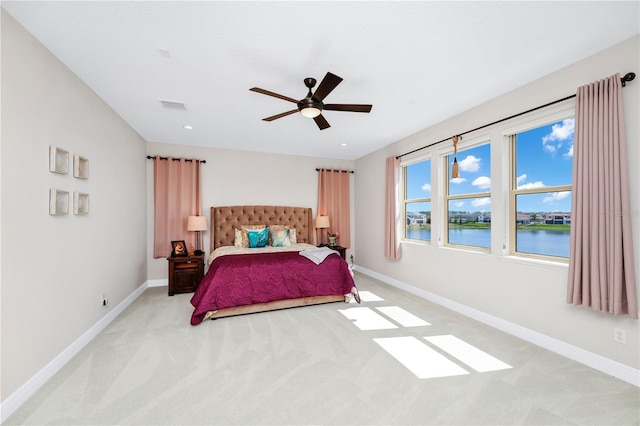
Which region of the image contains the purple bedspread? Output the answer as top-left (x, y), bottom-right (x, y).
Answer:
top-left (190, 251), bottom-right (356, 325)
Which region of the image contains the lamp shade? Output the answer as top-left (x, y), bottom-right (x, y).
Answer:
top-left (187, 215), bottom-right (208, 232)
top-left (315, 215), bottom-right (330, 229)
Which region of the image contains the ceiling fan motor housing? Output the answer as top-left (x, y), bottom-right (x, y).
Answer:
top-left (298, 97), bottom-right (323, 113)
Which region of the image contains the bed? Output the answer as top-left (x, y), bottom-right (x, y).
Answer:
top-left (190, 205), bottom-right (359, 325)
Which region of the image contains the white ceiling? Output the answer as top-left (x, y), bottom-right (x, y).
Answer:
top-left (3, 1), bottom-right (639, 160)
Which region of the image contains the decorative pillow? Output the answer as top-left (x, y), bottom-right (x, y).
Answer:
top-left (268, 225), bottom-right (297, 245)
top-left (247, 228), bottom-right (269, 248)
top-left (234, 228), bottom-right (243, 247)
top-left (268, 225), bottom-right (285, 244)
top-left (239, 225), bottom-right (266, 248)
top-left (271, 228), bottom-right (291, 247)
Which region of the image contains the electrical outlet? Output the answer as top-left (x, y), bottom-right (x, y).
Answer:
top-left (101, 295), bottom-right (108, 307)
top-left (614, 328), bottom-right (626, 344)
top-left (350, 254), bottom-right (354, 262)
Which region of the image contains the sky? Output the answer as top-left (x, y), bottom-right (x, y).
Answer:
top-left (406, 118), bottom-right (574, 214)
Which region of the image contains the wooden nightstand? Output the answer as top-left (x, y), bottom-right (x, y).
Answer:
top-left (167, 254), bottom-right (204, 296)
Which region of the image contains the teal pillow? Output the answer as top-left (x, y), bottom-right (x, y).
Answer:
top-left (271, 228), bottom-right (291, 247)
top-left (247, 228), bottom-right (269, 248)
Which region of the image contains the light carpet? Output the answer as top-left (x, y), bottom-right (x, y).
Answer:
top-left (6, 273), bottom-right (639, 425)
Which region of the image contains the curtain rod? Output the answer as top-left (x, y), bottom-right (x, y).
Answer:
top-left (316, 168), bottom-right (354, 174)
top-left (146, 155), bottom-right (206, 164)
top-left (397, 71), bottom-right (636, 160)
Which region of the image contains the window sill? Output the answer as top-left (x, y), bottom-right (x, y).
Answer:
top-left (401, 239), bottom-right (434, 248)
top-left (498, 254), bottom-right (568, 270)
top-left (440, 244), bottom-right (492, 256)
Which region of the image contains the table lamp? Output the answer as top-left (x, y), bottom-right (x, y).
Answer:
top-left (187, 215), bottom-right (208, 255)
top-left (315, 215), bottom-right (330, 246)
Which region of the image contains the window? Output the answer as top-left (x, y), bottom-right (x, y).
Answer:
top-left (510, 118), bottom-right (574, 259)
top-left (404, 159), bottom-right (431, 242)
top-left (444, 143), bottom-right (491, 249)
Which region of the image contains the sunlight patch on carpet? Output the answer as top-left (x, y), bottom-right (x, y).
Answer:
top-left (339, 286), bottom-right (513, 380)
top-left (349, 290), bottom-right (384, 303)
top-left (376, 306), bottom-right (430, 327)
top-left (338, 307), bottom-right (397, 330)
top-left (424, 335), bottom-right (512, 372)
top-left (374, 336), bottom-right (469, 379)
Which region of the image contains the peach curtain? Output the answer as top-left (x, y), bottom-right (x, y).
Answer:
top-left (567, 74), bottom-right (638, 318)
top-left (384, 156), bottom-right (402, 260)
top-left (153, 157), bottom-right (202, 258)
top-left (317, 169), bottom-right (351, 248)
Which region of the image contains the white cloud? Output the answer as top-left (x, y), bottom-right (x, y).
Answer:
top-left (543, 118), bottom-right (575, 143)
top-left (517, 181), bottom-right (546, 190)
top-left (543, 191), bottom-right (571, 203)
top-left (472, 176), bottom-right (491, 190)
top-left (450, 177), bottom-right (467, 184)
top-left (453, 201), bottom-right (464, 208)
top-left (471, 197), bottom-right (491, 207)
top-left (421, 182), bottom-right (431, 192)
top-left (458, 155), bottom-right (481, 172)
top-left (516, 174), bottom-right (527, 184)
top-left (542, 118), bottom-right (574, 156)
top-left (564, 144), bottom-right (573, 158)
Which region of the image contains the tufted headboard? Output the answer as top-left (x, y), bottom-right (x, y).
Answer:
top-left (211, 205), bottom-right (314, 251)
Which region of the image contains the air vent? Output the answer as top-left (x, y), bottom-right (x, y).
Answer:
top-left (160, 100), bottom-right (187, 111)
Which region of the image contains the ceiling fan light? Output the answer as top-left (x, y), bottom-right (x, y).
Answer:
top-left (300, 106), bottom-right (321, 118)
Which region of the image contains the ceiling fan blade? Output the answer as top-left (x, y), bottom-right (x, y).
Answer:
top-left (324, 103), bottom-right (372, 113)
top-left (312, 72), bottom-right (343, 102)
top-left (313, 114), bottom-right (330, 130)
top-left (250, 87), bottom-right (298, 104)
top-left (262, 109), bottom-right (298, 121)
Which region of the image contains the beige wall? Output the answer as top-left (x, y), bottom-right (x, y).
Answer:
top-left (1, 11), bottom-right (147, 400)
top-left (145, 142), bottom-right (355, 280)
top-left (354, 36), bottom-right (640, 371)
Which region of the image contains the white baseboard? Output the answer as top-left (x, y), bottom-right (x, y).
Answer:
top-left (353, 264), bottom-right (640, 387)
top-left (0, 281), bottom-right (150, 423)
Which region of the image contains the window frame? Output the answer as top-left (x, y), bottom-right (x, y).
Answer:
top-left (505, 106), bottom-right (575, 261)
top-left (441, 136), bottom-right (492, 252)
top-left (396, 101), bottom-right (575, 263)
top-left (402, 156), bottom-right (432, 243)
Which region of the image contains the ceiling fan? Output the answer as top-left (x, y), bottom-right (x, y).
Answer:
top-left (250, 72), bottom-right (372, 130)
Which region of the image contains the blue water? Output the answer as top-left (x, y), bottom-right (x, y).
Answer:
top-left (405, 228), bottom-right (570, 258)
top-left (406, 229), bottom-right (432, 242)
top-left (516, 229), bottom-right (570, 258)
top-left (449, 229), bottom-right (491, 249)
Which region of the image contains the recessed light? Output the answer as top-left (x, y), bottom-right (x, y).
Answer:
top-left (341, 143), bottom-right (348, 147)
top-left (183, 125), bottom-right (193, 130)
